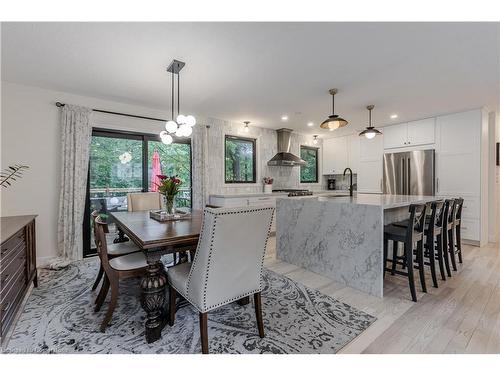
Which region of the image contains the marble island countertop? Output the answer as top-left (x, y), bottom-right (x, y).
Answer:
top-left (279, 193), bottom-right (438, 209)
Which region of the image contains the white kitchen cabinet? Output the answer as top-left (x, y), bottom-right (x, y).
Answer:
top-left (407, 118), bottom-right (435, 146)
top-left (435, 108), bottom-right (487, 244)
top-left (348, 134), bottom-right (360, 173)
top-left (383, 118), bottom-right (435, 149)
top-left (322, 136), bottom-right (348, 175)
top-left (435, 110), bottom-right (481, 196)
top-left (357, 135), bottom-right (383, 193)
top-left (383, 123), bottom-right (408, 149)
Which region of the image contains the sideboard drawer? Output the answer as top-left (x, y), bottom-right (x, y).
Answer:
top-left (0, 267), bottom-right (27, 338)
top-left (1, 246), bottom-right (27, 294)
top-left (1, 229), bottom-right (24, 259)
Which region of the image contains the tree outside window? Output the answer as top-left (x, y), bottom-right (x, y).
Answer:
top-left (300, 146), bottom-right (318, 183)
top-left (225, 135), bottom-right (256, 183)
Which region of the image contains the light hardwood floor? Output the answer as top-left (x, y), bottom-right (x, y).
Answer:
top-left (264, 237), bottom-right (500, 353)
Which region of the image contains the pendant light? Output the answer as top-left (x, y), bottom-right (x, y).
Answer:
top-left (243, 121), bottom-right (250, 133)
top-left (160, 59), bottom-right (196, 144)
top-left (359, 105), bottom-right (382, 139)
top-left (320, 88), bottom-right (348, 130)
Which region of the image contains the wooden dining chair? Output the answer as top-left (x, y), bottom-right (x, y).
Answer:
top-left (94, 216), bottom-right (148, 332)
top-left (167, 206), bottom-right (275, 354)
top-left (90, 211), bottom-right (140, 292)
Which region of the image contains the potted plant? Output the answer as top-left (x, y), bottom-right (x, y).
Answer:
top-left (262, 177), bottom-right (274, 193)
top-left (157, 175), bottom-right (182, 215)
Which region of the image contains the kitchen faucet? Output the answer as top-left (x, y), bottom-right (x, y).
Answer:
top-left (343, 167), bottom-right (353, 197)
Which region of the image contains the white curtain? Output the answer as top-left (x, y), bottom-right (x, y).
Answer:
top-left (55, 104), bottom-right (92, 266)
top-left (192, 123), bottom-right (210, 210)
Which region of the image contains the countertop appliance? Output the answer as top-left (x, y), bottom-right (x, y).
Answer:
top-left (272, 189), bottom-right (313, 197)
top-left (267, 128), bottom-right (306, 167)
top-left (327, 178), bottom-right (336, 190)
top-left (383, 149), bottom-right (435, 196)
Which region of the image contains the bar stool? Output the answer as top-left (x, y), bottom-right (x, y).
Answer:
top-left (453, 198), bottom-right (464, 264)
top-left (394, 201), bottom-right (447, 288)
top-left (444, 199), bottom-right (458, 272)
top-left (384, 203), bottom-right (427, 302)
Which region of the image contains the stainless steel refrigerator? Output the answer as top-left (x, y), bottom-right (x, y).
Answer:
top-left (383, 149), bottom-right (435, 196)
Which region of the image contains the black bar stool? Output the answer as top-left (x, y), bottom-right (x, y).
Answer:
top-left (384, 203), bottom-right (427, 302)
top-left (453, 198), bottom-right (464, 264)
top-left (393, 201), bottom-right (446, 288)
top-left (444, 199), bottom-right (458, 272)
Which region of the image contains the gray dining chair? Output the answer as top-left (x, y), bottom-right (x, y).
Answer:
top-left (167, 206), bottom-right (274, 354)
top-left (127, 192), bottom-right (164, 212)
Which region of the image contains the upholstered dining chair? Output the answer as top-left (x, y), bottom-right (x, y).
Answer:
top-left (94, 216), bottom-right (148, 332)
top-left (90, 211), bottom-right (140, 292)
top-left (167, 206), bottom-right (275, 354)
top-left (127, 192), bottom-right (164, 212)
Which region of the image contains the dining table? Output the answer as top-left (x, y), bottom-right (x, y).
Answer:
top-left (110, 209), bottom-right (202, 343)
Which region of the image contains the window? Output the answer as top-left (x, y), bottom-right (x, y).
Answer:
top-left (300, 146), bottom-right (319, 183)
top-left (225, 135), bottom-right (256, 183)
top-left (84, 128), bottom-right (191, 257)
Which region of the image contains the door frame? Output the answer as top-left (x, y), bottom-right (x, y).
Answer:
top-left (83, 127), bottom-right (192, 257)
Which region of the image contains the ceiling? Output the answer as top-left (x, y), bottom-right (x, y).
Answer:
top-left (2, 22), bottom-right (499, 137)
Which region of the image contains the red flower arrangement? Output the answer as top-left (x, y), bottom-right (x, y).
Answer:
top-left (157, 175), bottom-right (182, 197)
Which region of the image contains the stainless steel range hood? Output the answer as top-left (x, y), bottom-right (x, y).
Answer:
top-left (267, 128), bottom-right (306, 167)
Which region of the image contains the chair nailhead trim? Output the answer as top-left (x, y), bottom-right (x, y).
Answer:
top-left (180, 206), bottom-right (275, 312)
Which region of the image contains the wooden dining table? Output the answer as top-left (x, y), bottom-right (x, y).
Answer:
top-left (110, 210), bottom-right (202, 343)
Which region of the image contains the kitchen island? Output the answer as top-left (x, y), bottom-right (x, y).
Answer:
top-left (275, 193), bottom-right (437, 297)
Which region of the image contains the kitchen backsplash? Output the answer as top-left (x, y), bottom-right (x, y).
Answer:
top-left (323, 173), bottom-right (358, 191)
top-left (202, 117), bottom-right (324, 195)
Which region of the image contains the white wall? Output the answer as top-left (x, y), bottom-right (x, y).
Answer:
top-left (1, 81), bottom-right (322, 264)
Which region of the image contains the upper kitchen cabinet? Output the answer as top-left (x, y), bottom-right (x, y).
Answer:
top-left (322, 136), bottom-right (348, 175)
top-left (383, 118), bottom-right (435, 149)
top-left (383, 123), bottom-right (408, 149)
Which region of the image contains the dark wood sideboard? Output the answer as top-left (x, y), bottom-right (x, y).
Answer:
top-left (0, 215), bottom-right (37, 344)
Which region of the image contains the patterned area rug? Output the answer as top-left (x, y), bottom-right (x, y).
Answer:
top-left (5, 258), bottom-right (375, 354)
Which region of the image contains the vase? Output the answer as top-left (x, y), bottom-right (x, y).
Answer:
top-left (164, 195), bottom-right (176, 215)
top-left (264, 184), bottom-right (273, 193)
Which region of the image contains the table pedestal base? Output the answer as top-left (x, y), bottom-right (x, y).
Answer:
top-left (140, 253), bottom-right (168, 344)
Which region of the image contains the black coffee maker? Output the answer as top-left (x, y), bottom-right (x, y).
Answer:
top-left (327, 178), bottom-right (336, 190)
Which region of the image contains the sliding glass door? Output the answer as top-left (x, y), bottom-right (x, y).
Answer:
top-left (83, 129), bottom-right (192, 257)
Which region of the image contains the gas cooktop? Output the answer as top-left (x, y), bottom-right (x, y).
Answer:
top-left (272, 189), bottom-right (314, 197)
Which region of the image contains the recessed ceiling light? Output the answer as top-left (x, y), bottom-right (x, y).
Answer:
top-left (307, 122), bottom-right (314, 127)
top-left (281, 115), bottom-right (288, 121)
top-left (390, 114), bottom-right (398, 119)
top-left (329, 128), bottom-right (334, 132)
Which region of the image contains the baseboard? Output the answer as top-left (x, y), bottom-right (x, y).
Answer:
top-left (36, 256), bottom-right (55, 267)
top-left (463, 239), bottom-right (481, 247)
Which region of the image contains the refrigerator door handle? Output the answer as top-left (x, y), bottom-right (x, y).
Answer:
top-left (407, 157), bottom-right (411, 195)
top-left (400, 158), bottom-right (405, 195)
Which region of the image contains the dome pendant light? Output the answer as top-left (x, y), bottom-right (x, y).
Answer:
top-left (160, 59), bottom-right (196, 142)
top-left (320, 88), bottom-right (349, 130)
top-left (359, 105), bottom-right (382, 139)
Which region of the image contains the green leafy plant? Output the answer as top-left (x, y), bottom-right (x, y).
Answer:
top-left (1, 164), bottom-right (29, 188)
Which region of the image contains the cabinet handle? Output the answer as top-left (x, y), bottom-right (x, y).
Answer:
top-left (404, 142), bottom-right (407, 145)
top-left (1, 301), bottom-right (11, 313)
top-left (436, 178), bottom-right (439, 193)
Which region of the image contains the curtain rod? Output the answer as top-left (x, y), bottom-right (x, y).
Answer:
top-left (55, 102), bottom-right (167, 123)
